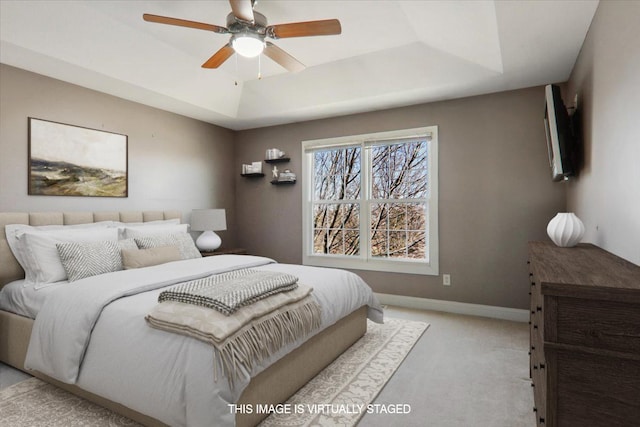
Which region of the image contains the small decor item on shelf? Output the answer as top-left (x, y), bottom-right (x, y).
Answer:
top-left (242, 162), bottom-right (263, 174)
top-left (546, 212), bottom-right (585, 247)
top-left (266, 148), bottom-right (285, 160)
top-left (278, 169), bottom-right (296, 182)
top-left (272, 166), bottom-right (279, 179)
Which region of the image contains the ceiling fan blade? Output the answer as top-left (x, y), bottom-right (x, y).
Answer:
top-left (229, 0), bottom-right (255, 23)
top-left (267, 19), bottom-right (341, 39)
top-left (264, 42), bottom-right (305, 73)
top-left (202, 44), bottom-right (235, 68)
top-left (143, 14), bottom-right (228, 34)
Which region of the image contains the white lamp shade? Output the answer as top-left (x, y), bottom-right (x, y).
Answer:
top-left (191, 209), bottom-right (227, 232)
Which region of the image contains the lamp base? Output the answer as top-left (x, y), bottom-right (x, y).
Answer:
top-left (195, 230), bottom-right (222, 252)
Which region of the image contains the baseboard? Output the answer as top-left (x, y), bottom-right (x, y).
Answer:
top-left (375, 293), bottom-right (529, 323)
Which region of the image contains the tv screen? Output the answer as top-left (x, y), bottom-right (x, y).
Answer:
top-left (544, 84), bottom-right (576, 181)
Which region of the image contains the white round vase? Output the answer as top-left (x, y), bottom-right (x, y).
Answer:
top-left (546, 213), bottom-right (585, 247)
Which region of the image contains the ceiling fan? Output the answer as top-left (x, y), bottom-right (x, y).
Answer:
top-left (143, 0), bottom-right (341, 73)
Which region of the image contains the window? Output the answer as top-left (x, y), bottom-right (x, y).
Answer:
top-left (302, 126), bottom-right (438, 275)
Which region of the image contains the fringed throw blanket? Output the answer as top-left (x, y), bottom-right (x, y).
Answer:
top-left (158, 268), bottom-right (299, 315)
top-left (146, 283), bottom-right (322, 387)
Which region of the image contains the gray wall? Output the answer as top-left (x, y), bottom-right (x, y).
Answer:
top-left (235, 86), bottom-right (565, 310)
top-left (0, 64), bottom-right (238, 247)
top-left (566, 1), bottom-right (640, 265)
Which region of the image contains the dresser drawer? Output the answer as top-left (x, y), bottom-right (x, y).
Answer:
top-left (555, 350), bottom-right (640, 427)
top-left (555, 297), bottom-right (640, 354)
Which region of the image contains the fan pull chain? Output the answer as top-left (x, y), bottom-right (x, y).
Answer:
top-left (234, 54), bottom-right (238, 86)
top-left (258, 54), bottom-right (262, 80)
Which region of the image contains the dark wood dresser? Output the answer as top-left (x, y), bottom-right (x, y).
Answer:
top-left (528, 242), bottom-right (640, 427)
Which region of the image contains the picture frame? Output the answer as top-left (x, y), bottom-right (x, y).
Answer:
top-left (28, 117), bottom-right (128, 197)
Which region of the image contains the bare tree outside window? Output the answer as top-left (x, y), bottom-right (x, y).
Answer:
top-left (312, 139), bottom-right (429, 260)
top-left (370, 141), bottom-right (428, 259)
top-left (313, 147), bottom-right (361, 255)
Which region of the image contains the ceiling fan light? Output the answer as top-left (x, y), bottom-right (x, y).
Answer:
top-left (232, 34), bottom-right (264, 58)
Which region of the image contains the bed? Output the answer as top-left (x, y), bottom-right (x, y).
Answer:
top-left (0, 210), bottom-right (382, 427)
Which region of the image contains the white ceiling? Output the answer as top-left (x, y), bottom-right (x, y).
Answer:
top-left (0, 0), bottom-right (598, 130)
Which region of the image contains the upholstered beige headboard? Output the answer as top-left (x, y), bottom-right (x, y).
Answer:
top-left (0, 210), bottom-right (181, 288)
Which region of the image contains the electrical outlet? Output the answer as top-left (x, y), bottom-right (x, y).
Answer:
top-left (443, 274), bottom-right (451, 286)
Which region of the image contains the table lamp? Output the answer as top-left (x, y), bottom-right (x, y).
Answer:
top-left (190, 209), bottom-right (227, 252)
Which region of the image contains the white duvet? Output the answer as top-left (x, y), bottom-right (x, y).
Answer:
top-left (24, 255), bottom-right (383, 427)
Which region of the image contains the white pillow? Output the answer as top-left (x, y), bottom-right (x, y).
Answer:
top-left (5, 221), bottom-right (115, 283)
top-left (122, 223), bottom-right (189, 239)
top-left (20, 227), bottom-right (119, 288)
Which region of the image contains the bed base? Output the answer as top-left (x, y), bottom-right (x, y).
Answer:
top-left (0, 306), bottom-right (367, 427)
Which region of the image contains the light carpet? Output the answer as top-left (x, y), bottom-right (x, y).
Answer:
top-left (0, 318), bottom-right (428, 427)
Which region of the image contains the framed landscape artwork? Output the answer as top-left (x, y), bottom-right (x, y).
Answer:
top-left (28, 118), bottom-right (128, 197)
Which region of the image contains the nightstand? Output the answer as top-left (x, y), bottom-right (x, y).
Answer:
top-left (200, 248), bottom-right (247, 257)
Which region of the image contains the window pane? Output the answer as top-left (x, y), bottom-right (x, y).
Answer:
top-left (388, 203), bottom-right (407, 230)
top-left (407, 231), bottom-right (426, 259)
top-left (371, 146), bottom-right (390, 199)
top-left (344, 173), bottom-right (360, 199)
top-left (370, 201), bottom-right (427, 260)
top-left (343, 229), bottom-right (360, 255)
top-left (313, 202), bottom-right (359, 257)
top-left (406, 202), bottom-right (426, 231)
top-left (341, 204), bottom-right (360, 230)
top-left (387, 231), bottom-right (407, 258)
top-left (371, 229), bottom-right (388, 257)
top-left (327, 229), bottom-right (343, 255)
top-left (375, 140), bottom-right (429, 200)
top-left (314, 147), bottom-right (361, 201)
top-left (313, 204), bottom-right (327, 229)
top-left (313, 229), bottom-right (327, 254)
top-left (370, 203), bottom-right (388, 232)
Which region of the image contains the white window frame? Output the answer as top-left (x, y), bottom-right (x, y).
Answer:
top-left (302, 126), bottom-right (438, 275)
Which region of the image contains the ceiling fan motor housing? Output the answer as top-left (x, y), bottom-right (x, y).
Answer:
top-left (226, 11), bottom-right (267, 35)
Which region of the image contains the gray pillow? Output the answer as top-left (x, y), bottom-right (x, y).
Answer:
top-left (56, 239), bottom-right (136, 282)
top-left (134, 233), bottom-right (201, 260)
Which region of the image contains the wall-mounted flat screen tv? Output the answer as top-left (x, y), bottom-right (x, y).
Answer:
top-left (544, 84), bottom-right (577, 181)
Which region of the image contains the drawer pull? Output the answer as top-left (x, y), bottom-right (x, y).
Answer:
top-left (531, 282), bottom-right (536, 286)
top-left (540, 363), bottom-right (545, 369)
top-left (533, 407), bottom-right (537, 413)
top-left (533, 365), bottom-right (538, 370)
top-left (540, 417), bottom-right (545, 424)
top-left (534, 325), bottom-right (538, 329)
top-left (536, 306), bottom-right (542, 312)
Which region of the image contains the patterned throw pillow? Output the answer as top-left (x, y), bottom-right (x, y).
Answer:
top-left (57, 239), bottom-right (134, 282)
top-left (134, 233), bottom-right (201, 260)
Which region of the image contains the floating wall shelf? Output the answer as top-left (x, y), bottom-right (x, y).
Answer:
top-left (265, 157), bottom-right (291, 164)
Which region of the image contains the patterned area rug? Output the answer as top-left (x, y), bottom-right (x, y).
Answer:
top-left (0, 318), bottom-right (428, 427)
